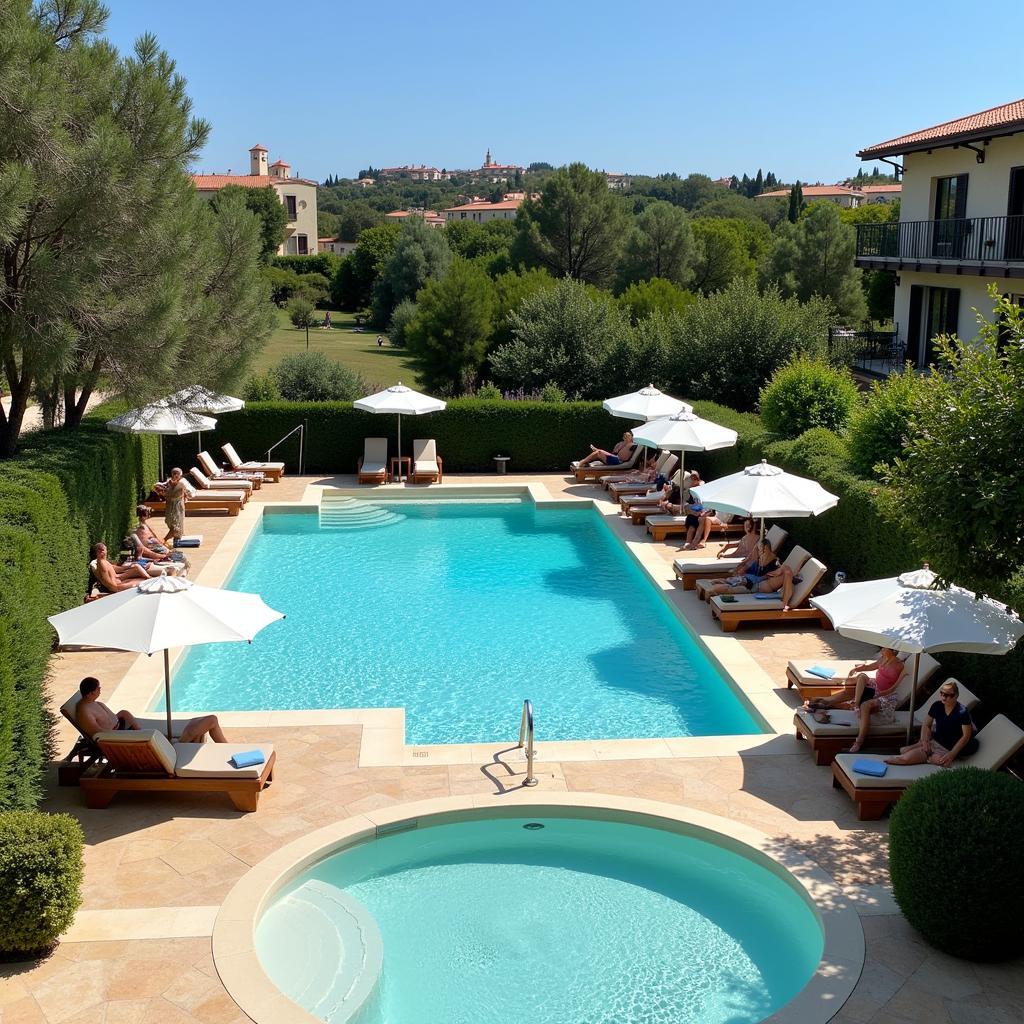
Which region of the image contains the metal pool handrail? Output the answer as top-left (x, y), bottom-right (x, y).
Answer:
top-left (517, 699), bottom-right (538, 787)
top-left (264, 421), bottom-right (305, 475)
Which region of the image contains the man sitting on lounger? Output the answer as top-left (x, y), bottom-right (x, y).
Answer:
top-left (90, 542), bottom-right (155, 593)
top-left (573, 430), bottom-right (635, 469)
top-left (76, 677), bottom-right (229, 743)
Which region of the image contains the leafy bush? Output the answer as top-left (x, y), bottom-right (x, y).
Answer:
top-left (615, 278), bottom-right (696, 324)
top-left (889, 769), bottom-right (1024, 961)
top-left (668, 279), bottom-right (834, 411)
top-left (759, 356), bottom-right (860, 438)
top-left (242, 374), bottom-right (281, 402)
top-left (261, 265), bottom-right (303, 306)
top-left (0, 410), bottom-right (157, 809)
top-left (287, 296), bottom-right (317, 330)
top-left (847, 365), bottom-right (922, 475)
top-left (765, 427), bottom-right (919, 582)
top-left (0, 811), bottom-right (83, 956)
top-left (272, 253), bottom-right (341, 280)
top-left (293, 272), bottom-right (330, 306)
top-left (274, 352), bottom-right (367, 402)
top-left (475, 381), bottom-right (502, 399)
top-left (540, 381), bottom-right (567, 403)
top-left (387, 298), bottom-right (418, 348)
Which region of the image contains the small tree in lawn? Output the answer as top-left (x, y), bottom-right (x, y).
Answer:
top-left (288, 297), bottom-right (317, 350)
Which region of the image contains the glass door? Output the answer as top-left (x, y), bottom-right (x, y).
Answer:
top-left (1007, 167), bottom-right (1024, 260)
top-left (933, 174), bottom-right (968, 258)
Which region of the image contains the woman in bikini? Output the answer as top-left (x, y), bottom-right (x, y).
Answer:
top-left (804, 647), bottom-right (906, 751)
top-left (716, 517), bottom-right (758, 560)
top-left (133, 505), bottom-right (190, 572)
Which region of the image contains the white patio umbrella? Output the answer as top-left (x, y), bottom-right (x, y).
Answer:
top-left (163, 386), bottom-right (245, 454)
top-left (690, 459), bottom-right (839, 540)
top-left (353, 382), bottom-right (446, 482)
top-left (630, 411), bottom-right (737, 482)
top-left (47, 575), bottom-right (284, 740)
top-left (602, 385), bottom-right (692, 422)
top-left (107, 402), bottom-right (216, 479)
top-left (811, 566), bottom-right (1024, 739)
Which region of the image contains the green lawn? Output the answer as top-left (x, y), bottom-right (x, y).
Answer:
top-left (249, 308), bottom-right (421, 389)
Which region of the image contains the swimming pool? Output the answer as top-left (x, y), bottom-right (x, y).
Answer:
top-left (164, 501), bottom-right (762, 744)
top-left (254, 812), bottom-right (825, 1024)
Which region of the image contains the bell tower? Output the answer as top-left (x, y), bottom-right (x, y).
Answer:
top-left (249, 144), bottom-right (269, 176)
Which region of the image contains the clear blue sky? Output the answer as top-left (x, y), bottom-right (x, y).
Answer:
top-left (103, 0), bottom-right (1024, 183)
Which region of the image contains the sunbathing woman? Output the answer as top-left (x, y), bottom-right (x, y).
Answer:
top-left (573, 430), bottom-right (635, 469)
top-left (705, 539), bottom-right (795, 606)
top-left (804, 647), bottom-right (906, 751)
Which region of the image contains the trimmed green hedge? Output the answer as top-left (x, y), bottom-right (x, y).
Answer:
top-left (765, 427), bottom-right (920, 583)
top-left (164, 398), bottom-right (767, 477)
top-left (0, 411), bottom-right (158, 810)
top-left (0, 810), bottom-right (83, 955)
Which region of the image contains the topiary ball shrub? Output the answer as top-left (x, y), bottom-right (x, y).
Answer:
top-left (759, 356), bottom-right (860, 439)
top-left (0, 811), bottom-right (83, 959)
top-left (889, 768), bottom-right (1024, 961)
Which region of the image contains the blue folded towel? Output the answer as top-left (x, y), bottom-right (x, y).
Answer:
top-left (753, 594), bottom-right (778, 600)
top-left (175, 536), bottom-right (201, 548)
top-left (807, 665), bottom-right (836, 679)
top-left (230, 749), bottom-right (265, 769)
top-left (852, 759), bottom-right (888, 777)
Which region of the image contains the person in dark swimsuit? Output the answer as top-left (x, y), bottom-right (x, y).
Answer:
top-left (886, 681), bottom-right (978, 766)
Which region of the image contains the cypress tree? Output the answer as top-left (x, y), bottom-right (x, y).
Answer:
top-left (755, 168), bottom-right (763, 194)
top-left (788, 181), bottom-right (803, 223)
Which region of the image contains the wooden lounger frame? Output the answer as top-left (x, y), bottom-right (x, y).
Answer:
top-left (830, 762), bottom-right (904, 820)
top-left (145, 497), bottom-right (244, 517)
top-left (647, 518), bottom-right (744, 542)
top-left (221, 444), bottom-right (284, 481)
top-left (795, 716), bottom-right (906, 766)
top-left (80, 751), bottom-right (276, 812)
top-left (710, 602), bottom-right (832, 632)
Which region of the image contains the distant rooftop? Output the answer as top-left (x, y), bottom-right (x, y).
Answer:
top-left (858, 98), bottom-right (1024, 159)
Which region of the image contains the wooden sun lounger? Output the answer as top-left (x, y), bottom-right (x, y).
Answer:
top-left (708, 557), bottom-right (829, 631)
top-left (831, 714), bottom-right (1024, 820)
top-left (646, 515), bottom-right (744, 542)
top-left (411, 439), bottom-right (443, 484)
top-left (145, 495), bottom-right (244, 517)
top-left (571, 445), bottom-right (642, 482)
top-left (358, 437), bottom-right (389, 485)
top-left (793, 680), bottom-right (975, 765)
top-left (198, 451), bottom-right (262, 489)
top-left (221, 443), bottom-right (284, 482)
top-left (673, 525), bottom-right (788, 590)
top-left (80, 730), bottom-right (276, 812)
top-left (786, 652), bottom-right (941, 701)
top-left (695, 546), bottom-right (810, 602)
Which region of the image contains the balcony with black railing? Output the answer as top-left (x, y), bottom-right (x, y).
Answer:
top-left (856, 215), bottom-right (1024, 276)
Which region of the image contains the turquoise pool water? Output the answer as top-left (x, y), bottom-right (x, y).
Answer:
top-left (255, 815), bottom-right (824, 1024)
top-left (165, 502), bottom-right (762, 743)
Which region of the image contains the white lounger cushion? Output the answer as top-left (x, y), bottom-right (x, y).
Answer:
top-left (361, 438), bottom-right (388, 473)
top-left (190, 468), bottom-right (252, 494)
top-left (174, 743), bottom-right (275, 779)
top-left (696, 545), bottom-right (812, 599)
top-left (222, 443), bottom-right (284, 472)
top-left (795, 681), bottom-right (978, 738)
top-left (833, 714), bottom-right (1024, 788)
top-left (186, 490), bottom-right (249, 503)
top-left (412, 439), bottom-right (439, 474)
top-left (789, 652), bottom-right (941, 690)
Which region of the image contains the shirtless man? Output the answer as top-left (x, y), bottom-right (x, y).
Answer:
top-left (90, 541), bottom-right (150, 593)
top-left (76, 677), bottom-right (229, 743)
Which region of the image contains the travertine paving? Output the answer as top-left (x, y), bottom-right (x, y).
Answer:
top-left (4, 474), bottom-right (1021, 1024)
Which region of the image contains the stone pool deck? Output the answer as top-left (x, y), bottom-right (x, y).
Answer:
top-left (3, 473), bottom-right (1021, 1024)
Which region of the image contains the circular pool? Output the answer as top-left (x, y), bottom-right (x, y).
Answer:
top-left (215, 797), bottom-right (863, 1024)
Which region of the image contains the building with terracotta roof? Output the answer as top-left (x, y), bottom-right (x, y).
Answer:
top-left (383, 209), bottom-right (446, 229)
top-left (193, 145), bottom-right (318, 256)
top-left (318, 238), bottom-right (358, 257)
top-left (857, 184), bottom-right (902, 204)
top-left (853, 98), bottom-right (1024, 367)
top-left (756, 185), bottom-right (864, 208)
top-left (442, 195), bottom-right (525, 224)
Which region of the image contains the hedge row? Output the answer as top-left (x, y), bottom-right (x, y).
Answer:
top-left (164, 398), bottom-right (767, 477)
top-left (0, 412), bottom-right (158, 810)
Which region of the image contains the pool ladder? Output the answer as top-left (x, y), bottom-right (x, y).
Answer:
top-left (517, 700), bottom-right (538, 787)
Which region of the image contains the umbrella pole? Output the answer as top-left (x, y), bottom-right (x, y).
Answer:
top-left (906, 652), bottom-right (921, 744)
top-left (164, 648), bottom-right (173, 741)
top-left (159, 436), bottom-right (165, 481)
top-left (197, 429), bottom-right (202, 456)
top-left (397, 413), bottom-right (403, 482)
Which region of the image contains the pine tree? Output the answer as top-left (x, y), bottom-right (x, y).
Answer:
top-left (755, 169), bottom-right (763, 194)
top-left (729, 175), bottom-right (740, 191)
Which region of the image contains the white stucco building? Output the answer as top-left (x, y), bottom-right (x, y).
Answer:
top-left (854, 99), bottom-right (1024, 367)
top-left (193, 145), bottom-right (319, 256)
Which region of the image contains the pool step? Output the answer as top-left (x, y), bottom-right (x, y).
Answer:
top-left (318, 494), bottom-right (405, 530)
top-left (255, 879), bottom-right (382, 1022)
